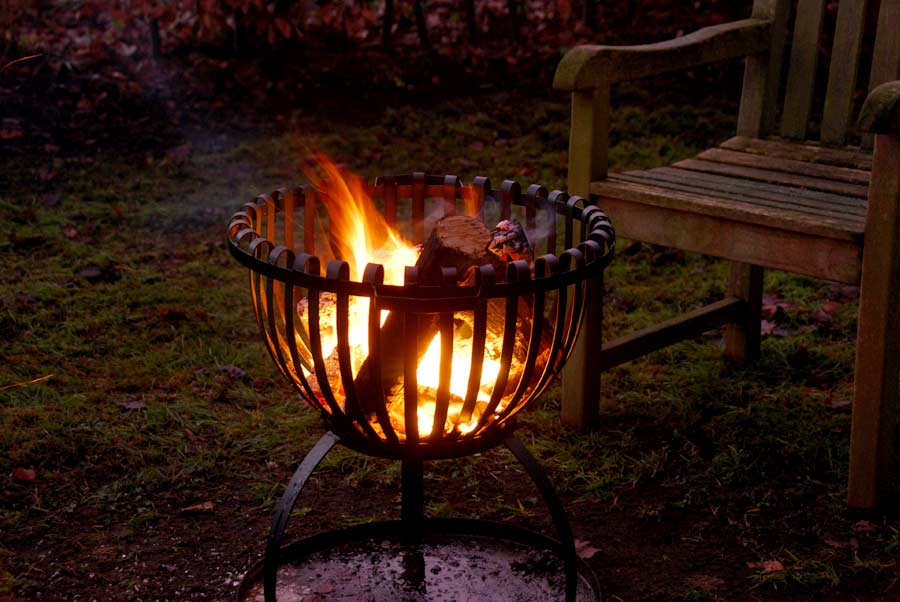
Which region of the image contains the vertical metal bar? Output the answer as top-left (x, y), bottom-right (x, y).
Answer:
top-left (403, 267), bottom-right (420, 443)
top-left (384, 175), bottom-right (398, 227)
top-left (525, 184), bottom-right (543, 235)
top-left (431, 310), bottom-right (454, 439)
top-left (283, 189), bottom-right (295, 251)
top-left (498, 260), bottom-right (545, 425)
top-left (499, 180), bottom-right (518, 221)
top-left (442, 175), bottom-right (458, 216)
top-left (478, 264), bottom-right (521, 427)
top-left (282, 262), bottom-right (321, 412)
top-left (265, 194), bottom-right (276, 242)
top-left (412, 172), bottom-right (426, 243)
top-left (362, 263), bottom-right (397, 442)
top-left (306, 261), bottom-right (344, 417)
top-left (472, 176), bottom-right (489, 224)
top-left (330, 260), bottom-right (358, 417)
top-left (303, 186), bottom-right (316, 255)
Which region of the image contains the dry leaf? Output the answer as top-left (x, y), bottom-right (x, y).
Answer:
top-left (823, 534), bottom-right (859, 550)
top-left (574, 539), bottom-right (600, 559)
top-left (217, 364), bottom-right (248, 380)
top-left (12, 467), bottom-right (36, 481)
top-left (853, 520), bottom-right (878, 533)
top-left (747, 560), bottom-right (784, 573)
top-left (181, 501), bottom-right (214, 513)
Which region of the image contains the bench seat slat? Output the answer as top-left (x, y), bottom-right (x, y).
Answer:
top-left (695, 147), bottom-right (871, 185)
top-left (720, 136), bottom-right (873, 169)
top-left (593, 177), bottom-right (864, 242)
top-left (673, 157), bottom-right (870, 198)
top-left (619, 167), bottom-right (867, 217)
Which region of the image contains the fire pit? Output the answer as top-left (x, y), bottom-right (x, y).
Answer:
top-left (227, 167), bottom-right (614, 601)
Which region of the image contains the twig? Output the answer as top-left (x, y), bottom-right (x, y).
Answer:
top-left (0, 53), bottom-right (43, 75)
top-left (1, 374), bottom-right (53, 391)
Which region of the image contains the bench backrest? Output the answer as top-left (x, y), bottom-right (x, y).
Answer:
top-left (738, 0), bottom-right (900, 146)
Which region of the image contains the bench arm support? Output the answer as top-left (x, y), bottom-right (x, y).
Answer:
top-left (860, 81), bottom-right (900, 134)
top-left (553, 19), bottom-right (772, 92)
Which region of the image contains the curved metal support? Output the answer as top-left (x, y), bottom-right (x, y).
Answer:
top-left (504, 435), bottom-right (577, 602)
top-left (264, 431), bottom-right (340, 602)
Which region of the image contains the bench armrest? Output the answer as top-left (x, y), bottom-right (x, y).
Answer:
top-left (553, 19), bottom-right (772, 91)
top-left (860, 81), bottom-right (900, 134)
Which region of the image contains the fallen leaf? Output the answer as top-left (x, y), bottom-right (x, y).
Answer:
top-left (181, 501), bottom-right (214, 513)
top-left (217, 364), bottom-right (248, 379)
top-left (823, 534), bottom-right (858, 550)
top-left (574, 539), bottom-right (600, 559)
top-left (760, 320), bottom-right (777, 336)
top-left (117, 400), bottom-right (146, 411)
top-left (825, 399), bottom-right (851, 409)
top-left (821, 300), bottom-right (842, 314)
top-left (853, 520), bottom-right (878, 533)
top-left (12, 467), bottom-right (36, 481)
top-left (0, 128), bottom-right (24, 139)
top-left (747, 560), bottom-right (784, 573)
top-left (811, 308), bottom-right (832, 324)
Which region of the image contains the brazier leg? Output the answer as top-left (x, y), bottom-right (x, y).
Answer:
top-left (264, 431), bottom-right (340, 602)
top-left (401, 457), bottom-right (425, 525)
top-left (504, 435), bottom-right (578, 602)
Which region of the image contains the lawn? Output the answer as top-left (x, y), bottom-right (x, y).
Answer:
top-left (3, 3), bottom-right (899, 601)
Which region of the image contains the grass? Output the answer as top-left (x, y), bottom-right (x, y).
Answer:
top-left (2, 87), bottom-right (898, 600)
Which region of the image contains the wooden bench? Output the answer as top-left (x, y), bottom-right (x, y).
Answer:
top-left (554, 0), bottom-right (900, 509)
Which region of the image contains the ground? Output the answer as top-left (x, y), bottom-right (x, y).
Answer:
top-left (3, 3), bottom-right (900, 602)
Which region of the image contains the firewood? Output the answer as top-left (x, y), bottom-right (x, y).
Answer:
top-left (348, 215), bottom-right (544, 417)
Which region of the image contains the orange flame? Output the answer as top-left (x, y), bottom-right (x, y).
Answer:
top-left (300, 156), bottom-right (504, 439)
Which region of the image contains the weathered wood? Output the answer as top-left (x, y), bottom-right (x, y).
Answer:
top-left (821, 0), bottom-right (869, 145)
top-left (848, 133), bottom-right (900, 509)
top-left (593, 178), bottom-right (864, 242)
top-left (567, 87), bottom-right (609, 193)
top-left (720, 136), bottom-right (873, 169)
top-left (862, 0), bottom-right (900, 148)
top-left (724, 263), bottom-right (763, 363)
top-left (591, 193), bottom-right (863, 283)
top-left (554, 0), bottom-right (900, 508)
top-left (736, 0), bottom-right (791, 136)
top-left (598, 297), bottom-right (743, 370)
top-left (780, 0), bottom-right (827, 139)
top-left (561, 273), bottom-right (603, 428)
top-left (641, 166), bottom-right (867, 213)
top-left (859, 81), bottom-right (900, 134)
top-left (695, 147), bottom-right (871, 185)
top-left (615, 170), bottom-right (867, 223)
top-left (673, 158), bottom-right (869, 197)
top-left (868, 0), bottom-right (900, 92)
top-left (553, 19), bottom-right (771, 91)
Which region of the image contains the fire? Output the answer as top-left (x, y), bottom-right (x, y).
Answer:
top-left (299, 156), bottom-right (504, 440)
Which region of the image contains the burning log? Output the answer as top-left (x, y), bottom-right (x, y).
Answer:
top-left (354, 215), bottom-right (544, 417)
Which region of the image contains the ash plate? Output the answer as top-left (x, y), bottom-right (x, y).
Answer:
top-left (238, 521), bottom-right (600, 602)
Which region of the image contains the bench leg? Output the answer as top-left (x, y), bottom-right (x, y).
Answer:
top-left (561, 274), bottom-right (604, 428)
top-left (848, 133), bottom-right (900, 510)
top-left (724, 262), bottom-right (763, 363)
